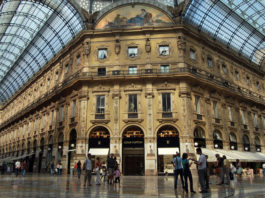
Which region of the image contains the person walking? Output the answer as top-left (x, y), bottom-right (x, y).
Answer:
top-left (194, 148), bottom-right (208, 193)
top-left (83, 153), bottom-right (93, 186)
top-left (15, 160), bottom-right (21, 177)
top-left (215, 154), bottom-right (224, 184)
top-left (50, 161), bottom-right (55, 175)
top-left (182, 153), bottom-right (195, 193)
top-left (114, 167), bottom-right (121, 183)
top-left (77, 160), bottom-right (81, 179)
top-left (95, 157), bottom-right (101, 185)
top-left (223, 156), bottom-right (230, 185)
top-left (173, 152), bottom-right (184, 190)
top-left (21, 160), bottom-right (26, 177)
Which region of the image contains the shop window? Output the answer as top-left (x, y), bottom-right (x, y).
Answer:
top-left (160, 65), bottom-right (169, 73)
top-left (98, 49), bottom-right (107, 59)
top-left (189, 48), bottom-right (196, 60)
top-left (159, 45), bottom-right (169, 56)
top-left (128, 47), bottom-right (138, 57)
top-left (255, 136), bottom-right (261, 152)
top-left (194, 127), bottom-right (206, 148)
top-left (213, 130), bottom-right (223, 149)
top-left (128, 66), bottom-right (137, 75)
top-left (98, 68), bottom-right (106, 76)
top-left (207, 57), bottom-right (213, 67)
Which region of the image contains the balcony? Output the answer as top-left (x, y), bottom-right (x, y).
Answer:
top-left (196, 114), bottom-right (202, 120)
top-left (95, 113), bottom-right (105, 119)
top-left (162, 112), bottom-right (172, 118)
top-left (215, 118), bottom-right (220, 124)
top-left (128, 112), bottom-right (138, 119)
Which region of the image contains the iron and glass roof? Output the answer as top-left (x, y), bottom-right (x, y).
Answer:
top-left (0, 0), bottom-right (84, 103)
top-left (183, 0), bottom-right (265, 66)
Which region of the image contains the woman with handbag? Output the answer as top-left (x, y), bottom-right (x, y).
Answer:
top-left (95, 157), bottom-right (101, 185)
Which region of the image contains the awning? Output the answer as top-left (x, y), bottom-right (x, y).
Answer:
top-left (88, 148), bottom-right (109, 156)
top-left (158, 148), bottom-right (179, 155)
top-left (201, 148), bottom-right (265, 162)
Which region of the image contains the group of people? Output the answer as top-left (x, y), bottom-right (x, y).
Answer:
top-left (82, 153), bottom-right (121, 187)
top-left (173, 148), bottom-right (209, 194)
top-left (49, 161), bottom-right (63, 175)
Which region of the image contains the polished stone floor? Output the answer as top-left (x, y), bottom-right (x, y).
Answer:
top-left (0, 173), bottom-right (264, 198)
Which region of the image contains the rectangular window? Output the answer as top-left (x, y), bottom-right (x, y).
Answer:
top-left (128, 47), bottom-right (138, 57)
top-left (98, 67), bottom-right (106, 76)
top-left (98, 49), bottom-right (107, 59)
top-left (235, 70), bottom-right (239, 80)
top-left (96, 95), bottom-right (105, 114)
top-left (222, 64), bottom-right (227, 74)
top-left (160, 65), bottom-right (169, 73)
top-left (241, 110), bottom-right (246, 125)
top-left (213, 101), bottom-right (218, 118)
top-left (162, 93), bottom-right (171, 112)
top-left (253, 113), bottom-right (258, 128)
top-left (128, 66), bottom-right (137, 75)
top-left (195, 96), bottom-right (200, 114)
top-left (51, 110), bottom-right (54, 125)
top-left (159, 45), bottom-right (169, 56)
top-left (59, 106), bottom-right (64, 122)
top-left (256, 81), bottom-right (260, 90)
top-left (190, 49), bottom-right (196, 60)
top-left (72, 100), bottom-right (76, 117)
top-left (246, 76), bottom-right (250, 85)
top-left (228, 106), bottom-right (232, 121)
top-left (65, 64), bottom-right (69, 74)
top-left (128, 94), bottom-right (137, 112)
top-left (76, 55), bottom-right (81, 66)
top-left (207, 57), bottom-right (213, 67)
top-left (42, 115), bottom-right (45, 129)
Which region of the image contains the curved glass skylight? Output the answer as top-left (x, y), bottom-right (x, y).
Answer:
top-left (184, 0), bottom-right (265, 66)
top-left (0, 0), bottom-right (84, 103)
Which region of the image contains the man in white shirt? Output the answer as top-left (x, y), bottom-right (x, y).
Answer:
top-left (83, 153), bottom-right (92, 186)
top-left (194, 148), bottom-right (207, 193)
top-left (15, 160), bottom-right (21, 177)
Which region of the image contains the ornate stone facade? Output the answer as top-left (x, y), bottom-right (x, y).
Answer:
top-left (0, 2), bottom-right (264, 175)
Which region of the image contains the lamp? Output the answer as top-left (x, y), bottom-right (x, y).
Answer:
top-left (214, 144), bottom-right (218, 148)
top-left (245, 147), bottom-right (248, 151)
top-left (231, 145), bottom-right (234, 150)
top-left (71, 143), bottom-right (75, 148)
top-left (58, 145), bottom-right (62, 149)
top-left (194, 142), bottom-right (198, 146)
top-left (257, 148), bottom-right (260, 152)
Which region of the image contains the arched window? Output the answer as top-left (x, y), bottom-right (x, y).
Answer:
top-left (229, 132), bottom-right (237, 150)
top-left (213, 130), bottom-right (223, 149)
top-left (194, 127), bottom-right (206, 148)
top-left (243, 135), bottom-right (250, 151)
top-left (255, 136), bottom-right (261, 152)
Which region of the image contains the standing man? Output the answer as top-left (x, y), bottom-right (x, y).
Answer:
top-left (107, 153), bottom-right (117, 185)
top-left (223, 156), bottom-right (230, 185)
top-left (194, 148), bottom-right (208, 193)
top-left (173, 152), bottom-right (184, 190)
top-left (83, 153), bottom-right (93, 186)
top-left (15, 160), bottom-right (21, 177)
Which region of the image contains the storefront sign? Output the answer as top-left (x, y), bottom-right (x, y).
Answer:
top-left (123, 138), bottom-right (144, 148)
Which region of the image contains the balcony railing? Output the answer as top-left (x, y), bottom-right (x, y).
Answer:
top-left (128, 112), bottom-right (138, 119)
top-left (162, 112), bottom-right (173, 118)
top-left (2, 65), bottom-right (265, 130)
top-left (95, 113), bottom-right (105, 119)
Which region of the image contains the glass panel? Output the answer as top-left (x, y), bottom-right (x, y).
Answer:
top-left (162, 93), bottom-right (171, 112)
top-left (128, 94), bottom-right (137, 112)
top-left (229, 133), bottom-right (236, 142)
top-left (96, 95), bottom-right (105, 114)
top-left (195, 96), bottom-right (200, 114)
top-left (241, 110), bottom-right (246, 125)
top-left (207, 57), bottom-right (213, 67)
top-left (98, 49), bottom-right (107, 59)
top-left (128, 66), bottom-right (137, 75)
top-left (128, 47), bottom-right (138, 57)
top-left (213, 101), bottom-right (218, 118)
top-left (160, 65), bottom-right (169, 73)
top-left (228, 107), bottom-right (232, 121)
top-left (159, 46), bottom-right (169, 56)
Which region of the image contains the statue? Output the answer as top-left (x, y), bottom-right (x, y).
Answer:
top-left (115, 39), bottom-right (121, 55)
top-left (145, 38), bottom-right (151, 53)
top-left (83, 41), bottom-right (91, 57)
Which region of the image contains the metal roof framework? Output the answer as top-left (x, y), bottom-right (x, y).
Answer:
top-left (183, 0), bottom-right (265, 66)
top-left (0, 0), bottom-right (84, 103)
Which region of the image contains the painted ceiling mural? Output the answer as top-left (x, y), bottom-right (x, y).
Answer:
top-left (95, 4), bottom-right (173, 29)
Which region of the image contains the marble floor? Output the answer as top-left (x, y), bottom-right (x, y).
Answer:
top-left (0, 173), bottom-right (264, 198)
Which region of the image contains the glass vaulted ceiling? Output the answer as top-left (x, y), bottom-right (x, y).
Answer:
top-left (184, 0), bottom-right (265, 66)
top-left (0, 0), bottom-right (84, 103)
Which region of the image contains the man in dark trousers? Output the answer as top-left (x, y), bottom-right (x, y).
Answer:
top-left (107, 153), bottom-right (116, 184)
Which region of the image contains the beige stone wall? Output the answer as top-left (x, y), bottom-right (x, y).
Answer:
top-left (0, 4), bottom-right (265, 174)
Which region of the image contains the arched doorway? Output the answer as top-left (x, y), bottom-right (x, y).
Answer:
top-left (122, 126), bottom-right (144, 175)
top-left (38, 138), bottom-right (45, 173)
top-left (57, 133), bottom-right (64, 161)
top-left (194, 127), bottom-right (206, 148)
top-left (157, 125), bottom-right (180, 174)
top-left (46, 135), bottom-right (53, 168)
top-left (68, 129), bottom-right (77, 174)
top-left (255, 136), bottom-right (261, 152)
top-left (88, 126), bottom-right (110, 163)
top-left (229, 133), bottom-right (237, 150)
top-left (213, 130), bottom-right (223, 149)
top-left (243, 135), bottom-right (250, 151)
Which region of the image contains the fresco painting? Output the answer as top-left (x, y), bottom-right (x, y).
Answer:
top-left (95, 5), bottom-right (173, 29)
